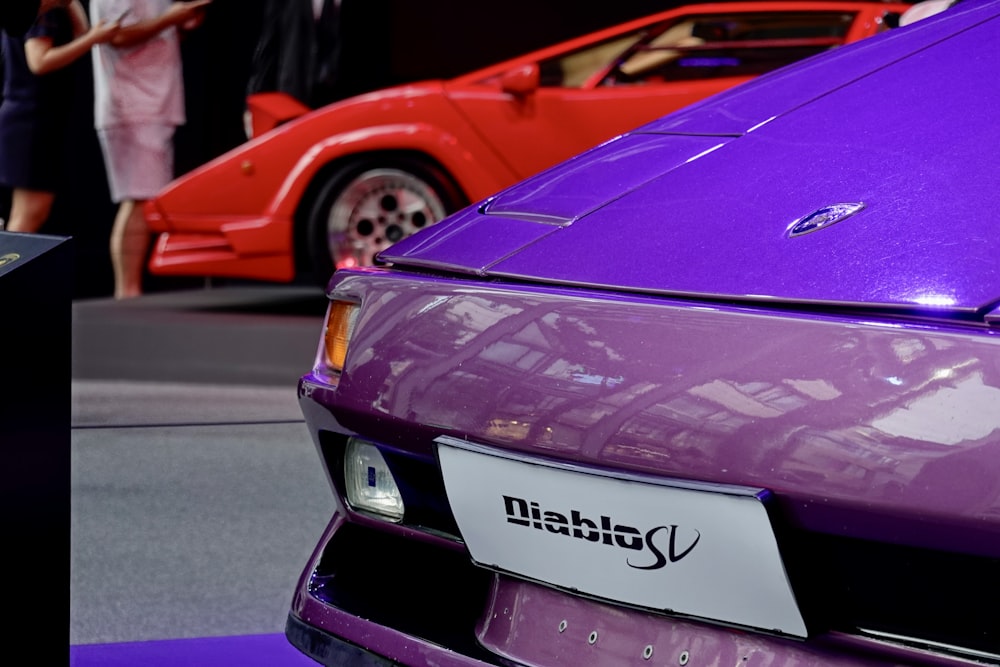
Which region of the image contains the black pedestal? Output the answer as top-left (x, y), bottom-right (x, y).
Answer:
top-left (0, 232), bottom-right (72, 666)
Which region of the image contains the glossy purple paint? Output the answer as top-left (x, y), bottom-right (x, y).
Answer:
top-left (385, 1), bottom-right (1000, 312)
top-left (291, 513), bottom-right (983, 667)
top-left (476, 578), bottom-right (951, 667)
top-left (289, 2), bottom-right (1000, 665)
top-left (313, 271), bottom-right (1000, 556)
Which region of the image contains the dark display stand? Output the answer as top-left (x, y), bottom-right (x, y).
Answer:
top-left (0, 232), bottom-right (72, 666)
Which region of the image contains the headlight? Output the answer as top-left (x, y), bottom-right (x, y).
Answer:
top-left (320, 300), bottom-right (359, 374)
top-left (344, 438), bottom-right (404, 522)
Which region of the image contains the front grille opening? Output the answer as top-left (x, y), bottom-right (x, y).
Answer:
top-left (317, 431), bottom-right (998, 660)
top-left (784, 530), bottom-right (999, 658)
top-left (309, 522), bottom-right (498, 663)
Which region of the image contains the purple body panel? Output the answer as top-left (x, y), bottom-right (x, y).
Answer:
top-left (383, 3), bottom-right (1000, 313)
top-left (289, 2), bottom-right (1000, 665)
top-left (313, 271), bottom-right (1000, 555)
top-left (292, 514), bottom-right (985, 667)
top-left (476, 578), bottom-right (965, 667)
top-left (385, 134), bottom-right (737, 271)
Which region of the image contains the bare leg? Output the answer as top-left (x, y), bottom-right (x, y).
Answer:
top-left (7, 188), bottom-right (55, 233)
top-left (109, 199), bottom-right (149, 299)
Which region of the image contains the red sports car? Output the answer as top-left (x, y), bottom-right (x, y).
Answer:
top-left (145, 1), bottom-right (909, 284)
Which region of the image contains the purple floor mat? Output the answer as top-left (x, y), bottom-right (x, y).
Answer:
top-left (70, 633), bottom-right (318, 666)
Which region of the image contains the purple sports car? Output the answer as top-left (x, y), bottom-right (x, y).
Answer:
top-left (287, 1), bottom-right (1000, 664)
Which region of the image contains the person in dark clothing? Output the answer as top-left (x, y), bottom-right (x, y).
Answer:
top-left (1, 0), bottom-right (69, 226)
top-left (0, 0), bottom-right (119, 233)
top-left (0, 0), bottom-right (41, 36)
top-left (0, 1), bottom-right (97, 36)
top-left (245, 0), bottom-right (344, 109)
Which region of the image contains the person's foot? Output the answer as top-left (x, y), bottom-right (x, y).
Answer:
top-left (114, 286), bottom-right (143, 300)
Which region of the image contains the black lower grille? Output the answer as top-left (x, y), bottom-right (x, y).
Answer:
top-left (308, 522), bottom-right (500, 663)
top-left (783, 530), bottom-right (1000, 659)
top-left (316, 431), bottom-right (999, 661)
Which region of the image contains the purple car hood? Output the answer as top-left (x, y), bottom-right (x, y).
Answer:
top-left (381, 0), bottom-right (1000, 316)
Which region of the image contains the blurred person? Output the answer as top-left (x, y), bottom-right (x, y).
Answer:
top-left (2, 0), bottom-right (139, 35)
top-left (0, 1), bottom-right (95, 41)
top-left (0, 0), bottom-right (41, 36)
top-left (2, 0), bottom-right (50, 228)
top-left (246, 0), bottom-right (344, 109)
top-left (0, 0), bottom-right (120, 233)
top-left (90, 0), bottom-right (211, 299)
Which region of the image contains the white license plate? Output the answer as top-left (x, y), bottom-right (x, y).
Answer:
top-left (436, 437), bottom-right (807, 637)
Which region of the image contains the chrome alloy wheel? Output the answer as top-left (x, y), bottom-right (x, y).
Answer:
top-left (326, 168), bottom-right (447, 270)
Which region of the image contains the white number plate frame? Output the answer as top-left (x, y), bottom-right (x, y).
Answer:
top-left (436, 436), bottom-right (807, 637)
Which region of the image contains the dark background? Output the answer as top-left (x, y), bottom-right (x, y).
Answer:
top-left (11, 0), bottom-right (679, 298)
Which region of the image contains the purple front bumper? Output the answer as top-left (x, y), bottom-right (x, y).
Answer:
top-left (287, 511), bottom-right (984, 667)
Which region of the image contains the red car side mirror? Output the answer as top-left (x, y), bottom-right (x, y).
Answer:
top-left (500, 64), bottom-right (540, 97)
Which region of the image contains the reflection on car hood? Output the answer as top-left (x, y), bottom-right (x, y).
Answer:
top-left (381, 0), bottom-right (1000, 315)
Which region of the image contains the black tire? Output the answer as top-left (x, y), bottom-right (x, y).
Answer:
top-left (304, 156), bottom-right (466, 284)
